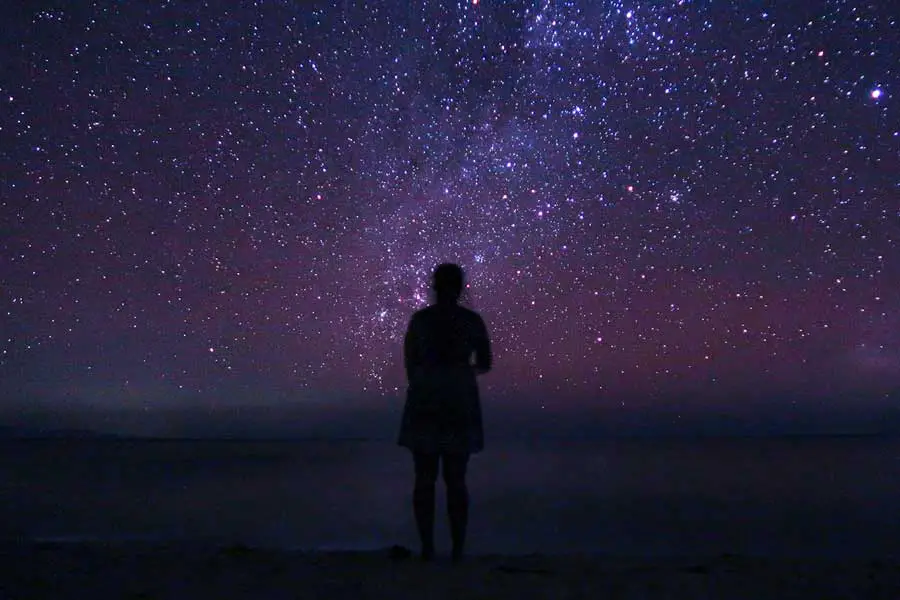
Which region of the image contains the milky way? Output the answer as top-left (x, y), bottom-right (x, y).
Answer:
top-left (1, 1), bottom-right (897, 421)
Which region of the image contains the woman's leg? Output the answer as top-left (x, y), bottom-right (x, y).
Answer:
top-left (412, 451), bottom-right (440, 559)
top-left (442, 453), bottom-right (470, 561)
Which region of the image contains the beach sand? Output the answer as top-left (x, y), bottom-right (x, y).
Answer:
top-left (2, 542), bottom-right (899, 599)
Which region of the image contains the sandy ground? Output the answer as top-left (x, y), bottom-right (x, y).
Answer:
top-left (2, 542), bottom-right (900, 599)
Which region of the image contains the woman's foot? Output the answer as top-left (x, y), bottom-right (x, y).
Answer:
top-left (421, 546), bottom-right (435, 562)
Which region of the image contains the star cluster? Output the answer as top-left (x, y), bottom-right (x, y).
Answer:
top-left (1, 1), bottom-right (897, 419)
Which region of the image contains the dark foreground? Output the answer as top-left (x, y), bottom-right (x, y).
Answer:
top-left (2, 541), bottom-right (900, 599)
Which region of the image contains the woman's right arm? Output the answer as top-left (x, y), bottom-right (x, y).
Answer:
top-left (472, 315), bottom-right (492, 375)
top-left (404, 316), bottom-right (420, 382)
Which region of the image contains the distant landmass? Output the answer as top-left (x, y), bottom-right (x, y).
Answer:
top-left (0, 426), bottom-right (122, 440)
top-left (1, 393), bottom-right (898, 439)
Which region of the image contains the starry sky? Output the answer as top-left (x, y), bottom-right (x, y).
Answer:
top-left (1, 1), bottom-right (898, 435)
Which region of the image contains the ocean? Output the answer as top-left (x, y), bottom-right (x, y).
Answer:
top-left (2, 437), bottom-right (898, 558)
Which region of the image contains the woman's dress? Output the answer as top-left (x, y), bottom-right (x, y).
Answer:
top-left (397, 304), bottom-right (490, 454)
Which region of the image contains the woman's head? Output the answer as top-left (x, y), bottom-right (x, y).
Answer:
top-left (432, 263), bottom-right (464, 303)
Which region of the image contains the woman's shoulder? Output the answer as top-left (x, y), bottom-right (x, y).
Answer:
top-left (414, 304), bottom-right (484, 324)
top-left (456, 305), bottom-right (484, 321)
top-left (451, 305), bottom-right (487, 332)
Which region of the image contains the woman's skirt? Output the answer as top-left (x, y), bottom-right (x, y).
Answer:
top-left (397, 367), bottom-right (484, 454)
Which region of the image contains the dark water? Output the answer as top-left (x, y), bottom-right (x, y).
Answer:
top-left (2, 437), bottom-right (898, 558)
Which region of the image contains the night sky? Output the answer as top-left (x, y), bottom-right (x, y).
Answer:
top-left (1, 1), bottom-right (898, 435)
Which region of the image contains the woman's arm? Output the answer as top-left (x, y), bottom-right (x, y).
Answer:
top-left (472, 315), bottom-right (492, 375)
top-left (403, 315), bottom-right (421, 382)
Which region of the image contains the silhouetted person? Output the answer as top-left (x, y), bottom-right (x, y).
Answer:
top-left (397, 263), bottom-right (492, 563)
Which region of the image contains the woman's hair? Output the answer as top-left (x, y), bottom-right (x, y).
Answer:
top-left (432, 263), bottom-right (464, 302)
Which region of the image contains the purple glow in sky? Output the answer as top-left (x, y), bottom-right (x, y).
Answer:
top-left (1, 1), bottom-right (898, 434)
